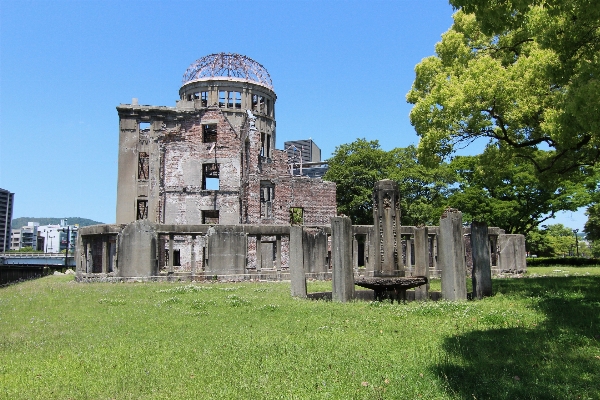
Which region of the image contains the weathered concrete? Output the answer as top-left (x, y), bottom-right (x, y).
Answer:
top-left (206, 226), bottom-right (247, 275)
top-left (331, 216), bottom-right (354, 302)
top-left (413, 226), bottom-right (429, 301)
top-left (117, 220), bottom-right (158, 277)
top-left (439, 209), bottom-right (467, 301)
top-left (289, 226), bottom-right (306, 298)
top-left (303, 228), bottom-right (328, 273)
top-left (498, 234), bottom-right (527, 273)
top-left (471, 221), bottom-right (492, 299)
top-left (372, 180), bottom-right (402, 276)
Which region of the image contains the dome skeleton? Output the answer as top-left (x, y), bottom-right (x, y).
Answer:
top-left (182, 53), bottom-right (273, 90)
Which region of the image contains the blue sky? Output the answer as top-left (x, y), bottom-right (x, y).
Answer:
top-left (0, 0), bottom-right (588, 230)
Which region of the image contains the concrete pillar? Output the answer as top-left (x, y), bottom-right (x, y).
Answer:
top-left (439, 210), bottom-right (467, 301)
top-left (116, 220), bottom-right (158, 277)
top-left (255, 235), bottom-right (262, 271)
top-left (497, 234), bottom-right (527, 273)
top-left (353, 235), bottom-right (358, 272)
top-left (331, 216), bottom-right (354, 302)
top-left (191, 235), bottom-right (197, 277)
top-left (101, 236), bottom-right (108, 274)
top-left (414, 227), bottom-right (429, 301)
top-left (289, 226), bottom-right (306, 298)
top-left (366, 226), bottom-right (376, 275)
top-left (406, 237), bottom-right (413, 276)
top-left (373, 180), bottom-right (401, 276)
top-left (168, 233), bottom-right (174, 275)
top-left (275, 235), bottom-right (281, 271)
top-left (471, 222), bottom-right (492, 299)
top-left (86, 241), bottom-right (92, 274)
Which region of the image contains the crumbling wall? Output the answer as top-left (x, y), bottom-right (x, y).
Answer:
top-left (159, 109), bottom-right (242, 225)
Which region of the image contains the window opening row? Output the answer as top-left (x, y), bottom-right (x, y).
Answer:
top-left (251, 94), bottom-right (270, 114)
top-left (187, 91), bottom-right (209, 107)
top-left (219, 91), bottom-right (242, 109)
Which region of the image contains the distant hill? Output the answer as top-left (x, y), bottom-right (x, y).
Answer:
top-left (11, 217), bottom-right (104, 229)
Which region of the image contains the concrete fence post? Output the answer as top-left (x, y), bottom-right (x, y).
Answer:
top-left (331, 216), bottom-right (354, 302)
top-left (289, 226), bottom-right (306, 298)
top-left (471, 221), bottom-right (492, 299)
top-left (414, 226), bottom-right (429, 301)
top-left (439, 210), bottom-right (467, 301)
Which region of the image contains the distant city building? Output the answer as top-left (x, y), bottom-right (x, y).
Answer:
top-left (17, 222), bottom-right (39, 250)
top-left (10, 229), bottom-right (21, 251)
top-left (10, 220), bottom-right (78, 253)
top-left (0, 188), bottom-right (14, 252)
top-left (284, 139), bottom-right (328, 178)
top-left (284, 139), bottom-right (321, 163)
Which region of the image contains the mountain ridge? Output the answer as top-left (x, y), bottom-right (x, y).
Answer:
top-left (11, 217), bottom-right (105, 229)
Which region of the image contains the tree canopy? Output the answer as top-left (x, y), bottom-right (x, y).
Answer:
top-left (323, 139), bottom-right (454, 226)
top-left (447, 146), bottom-right (590, 234)
top-left (324, 139), bottom-right (591, 236)
top-left (407, 2), bottom-right (599, 175)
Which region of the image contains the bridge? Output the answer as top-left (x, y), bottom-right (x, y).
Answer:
top-left (0, 253), bottom-right (76, 267)
top-left (0, 253), bottom-right (75, 285)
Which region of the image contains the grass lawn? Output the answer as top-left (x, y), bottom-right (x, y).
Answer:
top-left (1, 267), bottom-right (599, 399)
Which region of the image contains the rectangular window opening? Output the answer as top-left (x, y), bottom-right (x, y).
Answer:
top-left (203, 124), bottom-right (217, 143)
top-left (173, 249), bottom-right (181, 266)
top-left (290, 207), bottom-right (303, 225)
top-left (235, 92), bottom-right (242, 109)
top-left (202, 163), bottom-right (219, 190)
top-left (139, 122), bottom-right (151, 132)
top-left (137, 200), bottom-right (148, 220)
top-left (219, 91), bottom-right (226, 108)
top-left (252, 94), bottom-right (258, 111)
top-left (227, 91), bottom-right (234, 108)
top-left (260, 182), bottom-right (274, 219)
top-left (203, 210), bottom-right (219, 224)
top-left (201, 92), bottom-right (208, 107)
top-left (138, 152), bottom-right (149, 180)
top-left (260, 133), bottom-right (271, 158)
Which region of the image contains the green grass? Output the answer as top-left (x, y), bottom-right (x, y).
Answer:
top-left (1, 269), bottom-right (599, 399)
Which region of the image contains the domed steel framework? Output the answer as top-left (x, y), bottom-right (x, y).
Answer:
top-left (182, 53), bottom-right (273, 90)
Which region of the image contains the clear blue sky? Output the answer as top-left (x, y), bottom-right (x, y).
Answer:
top-left (0, 0), bottom-right (587, 230)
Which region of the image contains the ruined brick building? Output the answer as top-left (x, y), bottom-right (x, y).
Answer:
top-left (115, 53), bottom-right (336, 270)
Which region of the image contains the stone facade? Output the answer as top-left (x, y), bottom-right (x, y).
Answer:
top-left (115, 54), bottom-right (336, 271)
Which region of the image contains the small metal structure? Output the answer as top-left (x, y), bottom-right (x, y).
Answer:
top-left (182, 53), bottom-right (273, 90)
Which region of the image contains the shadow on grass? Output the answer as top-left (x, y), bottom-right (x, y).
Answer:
top-left (435, 276), bottom-right (600, 399)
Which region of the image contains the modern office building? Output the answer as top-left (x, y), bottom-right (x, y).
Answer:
top-left (0, 188), bottom-right (14, 252)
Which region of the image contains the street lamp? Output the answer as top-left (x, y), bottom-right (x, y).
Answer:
top-left (573, 229), bottom-right (579, 257)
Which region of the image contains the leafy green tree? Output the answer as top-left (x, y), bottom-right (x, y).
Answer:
top-left (584, 203), bottom-right (600, 257)
top-left (324, 139), bottom-right (454, 225)
top-left (387, 146), bottom-right (455, 226)
top-left (546, 224), bottom-right (578, 257)
top-left (323, 139), bottom-right (392, 225)
top-left (526, 224), bottom-right (578, 257)
top-left (525, 228), bottom-right (554, 257)
top-left (407, 5), bottom-right (599, 175)
top-left (446, 146), bottom-right (590, 234)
